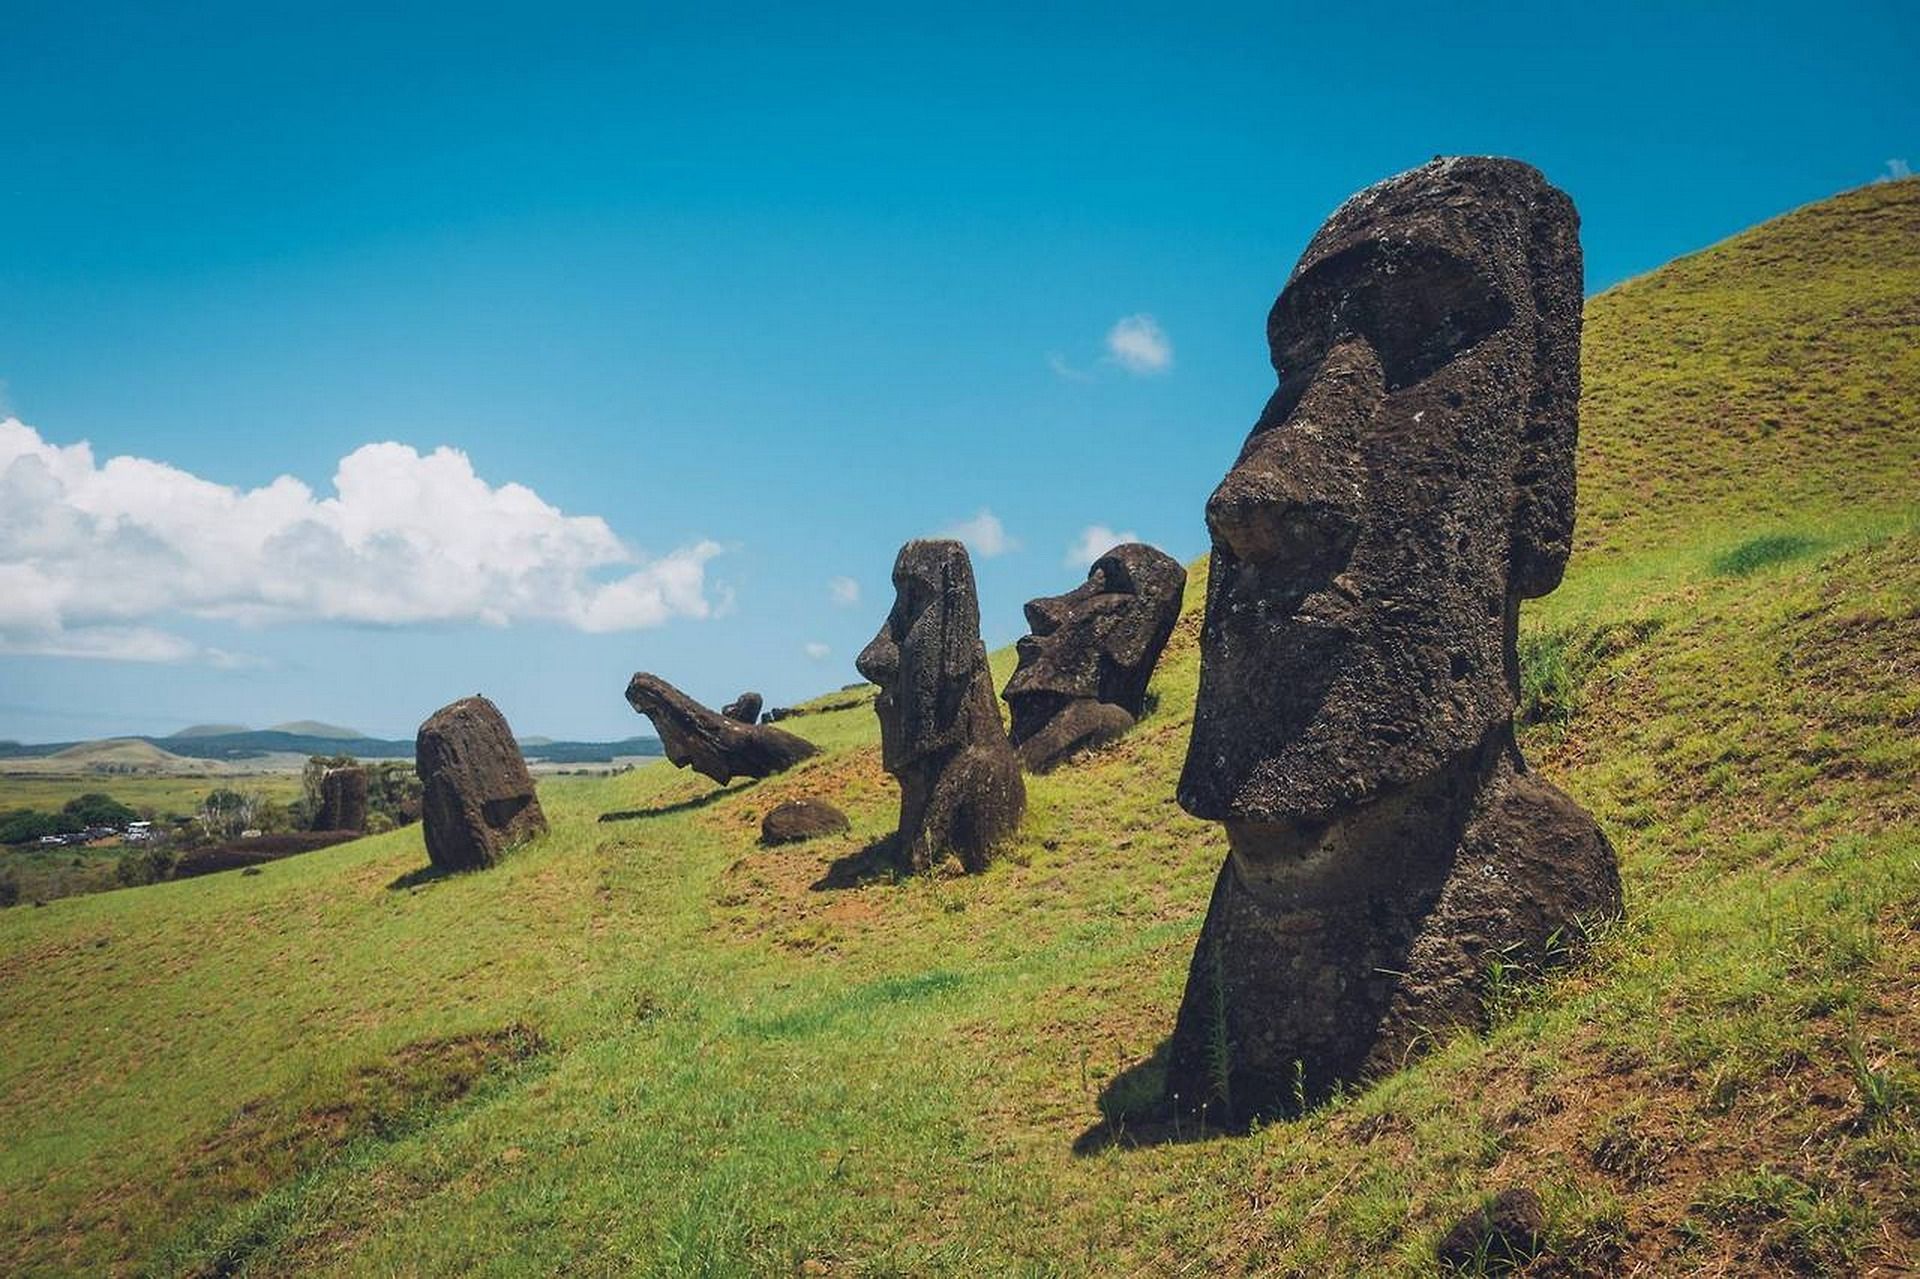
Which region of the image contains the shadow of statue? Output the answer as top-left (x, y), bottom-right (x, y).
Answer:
top-left (1070, 1036), bottom-right (1247, 1155)
top-left (810, 835), bottom-right (905, 892)
top-left (598, 780), bottom-right (754, 823)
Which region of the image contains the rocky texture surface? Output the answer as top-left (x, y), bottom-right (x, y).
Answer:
top-left (312, 764), bottom-right (368, 832)
top-left (625, 673), bottom-right (817, 784)
top-left (415, 696), bottom-right (547, 872)
top-left (722, 691), bottom-right (763, 724)
top-left (759, 798), bottom-right (851, 845)
top-left (1435, 1187), bottom-right (1547, 1272)
top-left (1164, 157), bottom-right (1621, 1120)
top-left (1003, 542), bottom-right (1185, 772)
top-left (857, 540), bottom-right (1024, 873)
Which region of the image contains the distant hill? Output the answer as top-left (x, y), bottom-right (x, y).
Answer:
top-left (268, 720), bottom-right (364, 739)
top-left (167, 724), bottom-right (251, 739)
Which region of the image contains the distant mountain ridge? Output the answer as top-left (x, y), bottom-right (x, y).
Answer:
top-left (0, 728), bottom-right (662, 765)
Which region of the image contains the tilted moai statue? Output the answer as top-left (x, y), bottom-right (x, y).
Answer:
top-left (1165, 157), bottom-right (1622, 1120)
top-left (1002, 542), bottom-right (1187, 773)
top-left (416, 695), bottom-right (548, 872)
top-left (856, 540), bottom-right (1025, 873)
top-left (625, 674), bottom-right (817, 784)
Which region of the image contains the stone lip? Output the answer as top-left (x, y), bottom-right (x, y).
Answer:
top-left (625, 673), bottom-right (818, 784)
top-left (415, 695), bottom-right (547, 873)
top-left (856, 539), bottom-right (1025, 873)
top-left (1003, 541), bottom-right (1185, 773)
top-left (1163, 157), bottom-right (1619, 1119)
top-left (759, 798), bottom-right (851, 846)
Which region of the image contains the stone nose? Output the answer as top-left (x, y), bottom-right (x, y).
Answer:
top-left (1205, 441), bottom-right (1359, 568)
top-left (856, 630), bottom-right (899, 685)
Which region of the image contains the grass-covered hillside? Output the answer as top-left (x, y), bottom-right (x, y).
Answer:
top-left (2, 181), bottom-right (1915, 1277)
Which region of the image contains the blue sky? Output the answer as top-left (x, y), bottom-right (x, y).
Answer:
top-left (1, 1), bottom-right (1914, 742)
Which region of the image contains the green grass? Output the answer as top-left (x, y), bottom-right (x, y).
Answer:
top-left (1, 181), bottom-right (1917, 1276)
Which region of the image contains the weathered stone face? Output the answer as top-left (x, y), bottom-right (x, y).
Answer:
top-left (312, 765), bottom-right (368, 833)
top-left (1164, 158), bottom-right (1619, 1121)
top-left (415, 696), bottom-right (547, 872)
top-left (1179, 155), bottom-right (1584, 824)
top-left (625, 674), bottom-right (817, 784)
top-left (856, 540), bottom-right (1024, 872)
top-left (1003, 542), bottom-right (1186, 772)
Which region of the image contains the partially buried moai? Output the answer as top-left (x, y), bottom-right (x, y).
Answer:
top-left (857, 539), bottom-right (1025, 873)
top-left (415, 695), bottom-right (548, 872)
top-left (1164, 157), bottom-right (1622, 1121)
top-left (312, 764), bottom-right (368, 833)
top-left (1002, 542), bottom-right (1187, 773)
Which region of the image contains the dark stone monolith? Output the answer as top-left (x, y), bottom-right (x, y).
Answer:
top-left (1164, 157), bottom-right (1622, 1122)
top-left (760, 798), bottom-right (851, 845)
top-left (312, 765), bottom-right (368, 833)
top-left (415, 696), bottom-right (547, 872)
top-left (625, 673), bottom-right (817, 784)
top-left (856, 540), bottom-right (1024, 873)
top-left (1002, 542), bottom-right (1186, 772)
top-left (722, 691), bottom-right (763, 724)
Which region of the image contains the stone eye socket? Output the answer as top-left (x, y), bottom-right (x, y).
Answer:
top-left (1271, 243), bottom-right (1512, 391)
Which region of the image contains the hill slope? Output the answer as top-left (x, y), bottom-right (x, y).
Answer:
top-left (0, 181), bottom-right (1915, 1276)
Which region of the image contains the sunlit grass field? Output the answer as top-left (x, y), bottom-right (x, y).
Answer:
top-left (1, 180), bottom-right (1915, 1276)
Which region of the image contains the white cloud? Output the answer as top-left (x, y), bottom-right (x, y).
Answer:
top-left (938, 508), bottom-right (1019, 558)
top-left (803, 641), bottom-right (831, 660)
top-left (1105, 314), bottom-right (1173, 375)
top-left (0, 418), bottom-right (725, 663)
top-left (827, 575), bottom-right (860, 607)
top-left (1875, 158), bottom-right (1912, 183)
top-left (1064, 523), bottom-right (1139, 568)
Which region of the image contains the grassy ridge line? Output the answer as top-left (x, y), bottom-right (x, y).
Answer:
top-left (0, 180), bottom-right (1916, 1274)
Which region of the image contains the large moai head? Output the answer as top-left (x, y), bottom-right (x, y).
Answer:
top-left (1178, 156), bottom-right (1583, 828)
top-left (857, 539), bottom-right (996, 773)
top-left (1002, 542), bottom-right (1187, 771)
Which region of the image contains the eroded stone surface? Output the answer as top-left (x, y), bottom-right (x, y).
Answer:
top-left (856, 539), bottom-right (1024, 873)
top-left (415, 696), bottom-right (547, 872)
top-left (625, 673), bottom-right (817, 784)
top-left (760, 798), bottom-right (851, 845)
top-left (1164, 157), bottom-right (1621, 1120)
top-left (722, 692), bottom-right (763, 724)
top-left (1003, 542), bottom-right (1185, 772)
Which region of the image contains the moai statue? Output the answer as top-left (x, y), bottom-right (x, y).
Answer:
top-left (1165, 158), bottom-right (1622, 1121)
top-left (415, 695), bottom-right (547, 872)
top-left (625, 674), bottom-right (816, 783)
top-left (1002, 542), bottom-right (1186, 772)
top-left (856, 540), bottom-right (1025, 872)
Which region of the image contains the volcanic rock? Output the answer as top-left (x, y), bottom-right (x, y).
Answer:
top-left (1163, 157), bottom-right (1622, 1121)
top-left (856, 540), bottom-right (1024, 873)
top-left (722, 691), bottom-right (763, 723)
top-left (415, 696), bottom-right (547, 872)
top-left (625, 673), bottom-right (817, 784)
top-left (1003, 542), bottom-right (1185, 772)
top-left (760, 798), bottom-right (851, 845)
